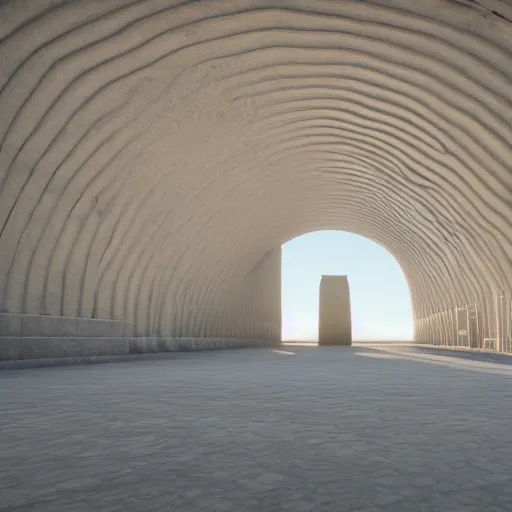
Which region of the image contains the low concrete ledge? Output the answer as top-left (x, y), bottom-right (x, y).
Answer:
top-left (0, 337), bottom-right (129, 360)
top-left (0, 352), bottom-right (183, 370)
top-left (0, 336), bottom-right (279, 365)
top-left (0, 313), bottom-right (129, 338)
top-left (127, 337), bottom-right (274, 354)
top-left (0, 314), bottom-right (21, 337)
top-left (75, 318), bottom-right (126, 337)
top-left (0, 337), bottom-right (20, 361)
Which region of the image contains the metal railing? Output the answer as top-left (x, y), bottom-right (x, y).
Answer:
top-left (483, 338), bottom-right (497, 350)
top-left (416, 292), bottom-right (511, 354)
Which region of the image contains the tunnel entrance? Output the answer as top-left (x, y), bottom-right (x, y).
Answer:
top-left (281, 231), bottom-right (413, 344)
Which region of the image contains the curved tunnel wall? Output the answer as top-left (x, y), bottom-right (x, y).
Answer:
top-left (0, 0), bottom-right (511, 357)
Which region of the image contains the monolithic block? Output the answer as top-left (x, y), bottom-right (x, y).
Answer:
top-left (0, 314), bottom-right (22, 336)
top-left (319, 275), bottom-right (352, 346)
top-left (19, 338), bottom-right (85, 359)
top-left (76, 318), bottom-right (125, 337)
top-left (0, 338), bottom-right (21, 360)
top-left (21, 315), bottom-right (78, 337)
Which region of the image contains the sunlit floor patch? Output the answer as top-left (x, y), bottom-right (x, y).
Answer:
top-left (354, 352), bottom-right (398, 359)
top-left (272, 349), bottom-right (296, 356)
top-left (282, 342), bottom-right (318, 347)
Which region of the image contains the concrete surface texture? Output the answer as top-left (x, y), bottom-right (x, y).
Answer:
top-left (2, 344), bottom-right (512, 511)
top-left (0, 0), bottom-right (511, 345)
top-left (319, 275), bottom-right (352, 346)
top-left (318, 275), bottom-right (352, 345)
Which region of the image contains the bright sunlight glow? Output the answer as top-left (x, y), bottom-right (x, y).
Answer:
top-left (281, 231), bottom-right (414, 342)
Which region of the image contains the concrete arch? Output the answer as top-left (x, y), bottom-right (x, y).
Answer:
top-left (0, 0), bottom-right (511, 358)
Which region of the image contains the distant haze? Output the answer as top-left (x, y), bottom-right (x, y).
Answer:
top-left (282, 231), bottom-right (414, 342)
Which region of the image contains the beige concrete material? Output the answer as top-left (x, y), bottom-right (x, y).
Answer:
top-left (0, 0), bottom-right (511, 349)
top-left (0, 335), bottom-right (275, 362)
top-left (0, 337), bottom-right (20, 360)
top-left (0, 313), bottom-right (129, 337)
top-left (319, 275), bottom-right (352, 346)
top-left (20, 315), bottom-right (78, 337)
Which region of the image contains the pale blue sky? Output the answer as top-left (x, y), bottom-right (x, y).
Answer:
top-left (281, 231), bottom-right (413, 341)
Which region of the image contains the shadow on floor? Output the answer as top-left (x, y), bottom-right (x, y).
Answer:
top-left (283, 341), bottom-right (512, 367)
top-left (403, 346), bottom-right (512, 366)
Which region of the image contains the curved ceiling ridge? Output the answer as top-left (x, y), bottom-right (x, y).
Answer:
top-left (0, 0), bottom-right (510, 344)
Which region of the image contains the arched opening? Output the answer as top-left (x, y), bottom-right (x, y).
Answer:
top-left (281, 231), bottom-right (413, 343)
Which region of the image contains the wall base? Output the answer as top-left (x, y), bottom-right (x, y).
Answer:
top-left (0, 336), bottom-right (280, 363)
top-left (318, 340), bottom-right (352, 346)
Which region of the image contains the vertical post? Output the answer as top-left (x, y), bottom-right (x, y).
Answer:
top-left (474, 301), bottom-right (480, 349)
top-left (509, 297), bottom-right (512, 353)
top-left (456, 306), bottom-right (468, 347)
top-left (496, 292), bottom-right (505, 353)
top-left (466, 304), bottom-right (477, 349)
top-left (454, 308), bottom-right (458, 347)
top-left (504, 293), bottom-right (512, 354)
top-left (450, 308), bottom-right (455, 346)
top-left (508, 295), bottom-right (512, 354)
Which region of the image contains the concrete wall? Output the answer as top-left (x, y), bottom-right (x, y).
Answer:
top-left (0, 0), bottom-right (511, 358)
top-left (0, 248), bottom-right (282, 361)
top-left (0, 313), bottom-right (275, 361)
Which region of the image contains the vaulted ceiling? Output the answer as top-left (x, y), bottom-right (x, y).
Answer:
top-left (0, 0), bottom-right (511, 340)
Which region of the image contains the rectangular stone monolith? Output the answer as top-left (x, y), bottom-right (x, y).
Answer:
top-left (318, 275), bottom-right (352, 346)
